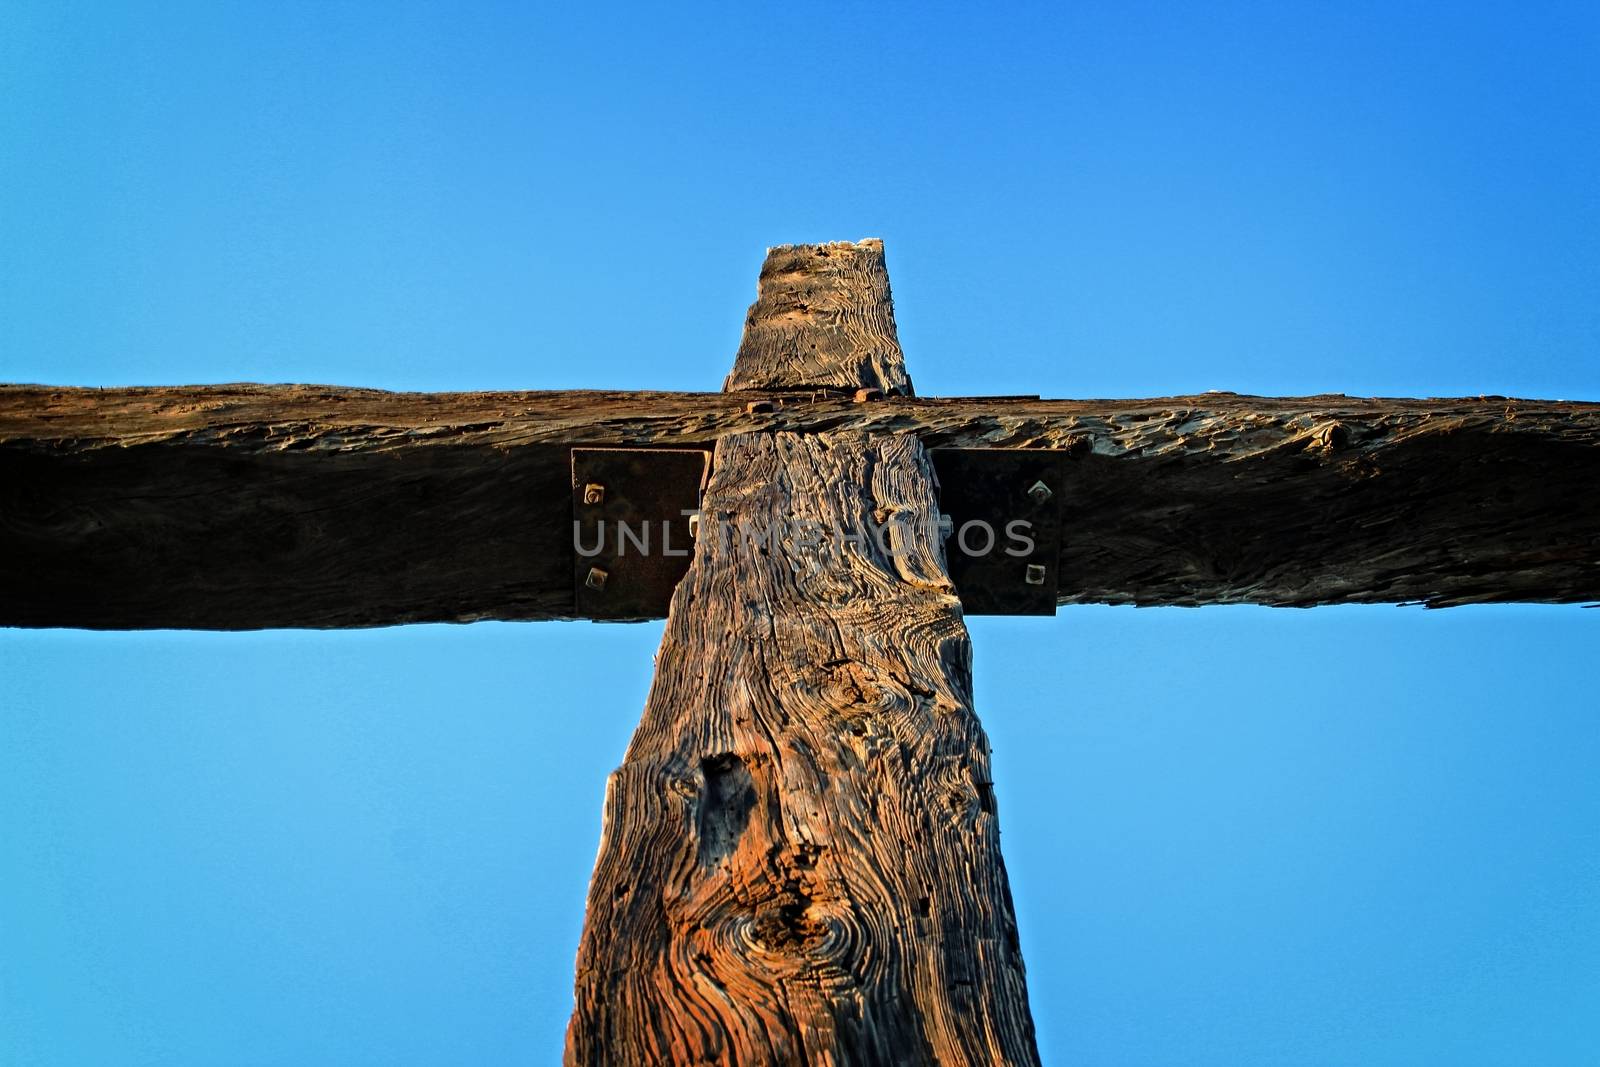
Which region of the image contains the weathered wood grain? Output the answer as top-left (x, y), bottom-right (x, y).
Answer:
top-left (3, 385), bottom-right (1596, 627)
top-left (570, 239), bottom-right (1036, 1063)
top-left (566, 431), bottom-right (1038, 1066)
top-left (723, 239), bottom-right (914, 396)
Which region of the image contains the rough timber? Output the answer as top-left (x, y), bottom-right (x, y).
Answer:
top-left (568, 238), bottom-right (1038, 1064)
top-left (3, 388), bottom-right (1596, 628)
top-left (565, 431), bottom-right (1039, 1064)
top-left (723, 238), bottom-right (914, 396)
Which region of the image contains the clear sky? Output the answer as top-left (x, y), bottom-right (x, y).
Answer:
top-left (1, 2), bottom-right (1596, 1064)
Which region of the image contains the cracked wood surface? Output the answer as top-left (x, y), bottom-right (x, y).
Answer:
top-left (723, 239), bottom-right (913, 396)
top-left (570, 240), bottom-right (1036, 1063)
top-left (3, 386), bottom-right (1597, 627)
top-left (565, 431), bottom-right (1038, 1066)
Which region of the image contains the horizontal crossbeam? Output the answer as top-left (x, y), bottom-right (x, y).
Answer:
top-left (2, 384), bottom-right (1596, 628)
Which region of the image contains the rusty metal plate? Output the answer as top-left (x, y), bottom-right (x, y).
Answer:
top-left (572, 448), bottom-right (710, 620)
top-left (931, 449), bottom-right (1065, 616)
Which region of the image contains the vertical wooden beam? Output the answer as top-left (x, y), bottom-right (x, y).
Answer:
top-left (723, 239), bottom-right (915, 397)
top-left (566, 243), bottom-right (1039, 1064)
top-left (566, 432), bottom-right (1038, 1064)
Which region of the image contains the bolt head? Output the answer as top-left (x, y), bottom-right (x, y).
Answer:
top-left (1024, 563), bottom-right (1047, 586)
top-left (585, 566), bottom-right (609, 590)
top-left (1027, 480), bottom-right (1053, 504)
top-left (583, 483), bottom-right (605, 506)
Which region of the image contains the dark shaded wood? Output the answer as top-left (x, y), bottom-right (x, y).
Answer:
top-left (566, 431), bottom-right (1039, 1066)
top-left (723, 239), bottom-right (914, 396)
top-left (3, 385), bottom-right (1596, 627)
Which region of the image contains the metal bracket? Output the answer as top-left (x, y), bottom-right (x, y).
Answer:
top-left (570, 445), bottom-right (1064, 620)
top-left (930, 449), bottom-right (1064, 615)
top-left (572, 448), bottom-right (710, 620)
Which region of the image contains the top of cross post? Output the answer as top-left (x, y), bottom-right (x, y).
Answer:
top-left (723, 238), bottom-right (913, 397)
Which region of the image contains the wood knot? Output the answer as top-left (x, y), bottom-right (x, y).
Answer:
top-left (748, 877), bottom-right (826, 954)
top-left (696, 753), bottom-right (755, 867)
top-left (804, 660), bottom-right (916, 722)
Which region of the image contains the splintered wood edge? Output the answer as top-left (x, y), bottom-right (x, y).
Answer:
top-left (4, 385), bottom-right (1596, 453)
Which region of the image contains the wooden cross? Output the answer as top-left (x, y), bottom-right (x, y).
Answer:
top-left (3, 239), bottom-right (1597, 1065)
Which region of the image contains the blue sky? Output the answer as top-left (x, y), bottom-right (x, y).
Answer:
top-left (2, 2), bottom-right (1596, 1064)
